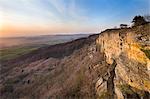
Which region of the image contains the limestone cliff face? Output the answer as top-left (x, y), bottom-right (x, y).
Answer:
top-left (96, 24), bottom-right (150, 98)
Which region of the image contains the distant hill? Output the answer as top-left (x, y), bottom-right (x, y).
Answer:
top-left (0, 34), bottom-right (90, 48)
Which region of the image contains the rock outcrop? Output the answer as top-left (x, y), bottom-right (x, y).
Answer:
top-left (96, 23), bottom-right (150, 99)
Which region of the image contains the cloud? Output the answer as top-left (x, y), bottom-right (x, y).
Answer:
top-left (48, 0), bottom-right (88, 22)
top-left (0, 0), bottom-right (62, 26)
top-left (0, 0), bottom-right (89, 26)
top-left (67, 0), bottom-right (89, 21)
top-left (48, 0), bottom-right (66, 15)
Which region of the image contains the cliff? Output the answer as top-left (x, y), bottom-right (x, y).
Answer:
top-left (96, 23), bottom-right (150, 98)
top-left (0, 24), bottom-right (149, 99)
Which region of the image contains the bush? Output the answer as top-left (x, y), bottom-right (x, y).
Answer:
top-left (132, 16), bottom-right (147, 26)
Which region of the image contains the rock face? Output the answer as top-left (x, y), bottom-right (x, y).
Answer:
top-left (96, 23), bottom-right (150, 98)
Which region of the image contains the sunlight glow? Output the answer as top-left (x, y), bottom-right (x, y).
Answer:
top-left (0, 0), bottom-right (149, 37)
top-left (0, 11), bottom-right (3, 32)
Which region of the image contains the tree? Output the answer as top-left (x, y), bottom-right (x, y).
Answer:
top-left (132, 15), bottom-right (147, 26)
top-left (120, 24), bottom-right (128, 28)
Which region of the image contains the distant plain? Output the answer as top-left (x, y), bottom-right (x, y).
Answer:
top-left (0, 34), bottom-right (89, 61)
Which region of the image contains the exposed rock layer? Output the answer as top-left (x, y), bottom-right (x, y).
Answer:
top-left (96, 23), bottom-right (150, 98)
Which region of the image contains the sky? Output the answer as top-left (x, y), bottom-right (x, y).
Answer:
top-left (0, 0), bottom-right (149, 37)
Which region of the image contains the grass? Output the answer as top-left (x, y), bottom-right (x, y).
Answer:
top-left (0, 46), bottom-right (38, 61)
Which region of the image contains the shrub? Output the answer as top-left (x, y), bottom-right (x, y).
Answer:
top-left (132, 16), bottom-right (147, 26)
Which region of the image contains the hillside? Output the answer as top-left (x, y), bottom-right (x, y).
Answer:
top-left (0, 23), bottom-right (150, 99)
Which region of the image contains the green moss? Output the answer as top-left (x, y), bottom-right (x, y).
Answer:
top-left (141, 49), bottom-right (150, 59)
top-left (98, 91), bottom-right (112, 99)
top-left (118, 84), bottom-right (134, 95)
